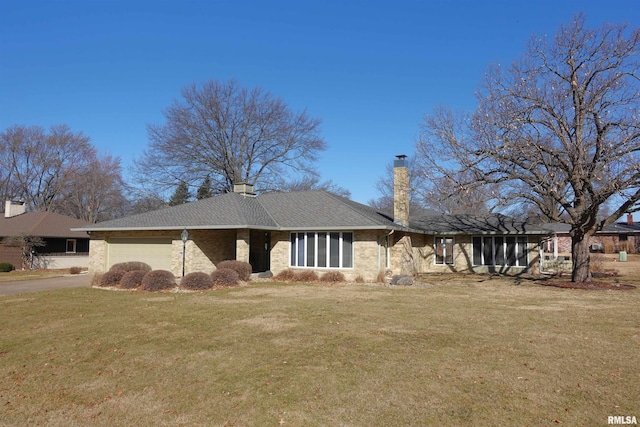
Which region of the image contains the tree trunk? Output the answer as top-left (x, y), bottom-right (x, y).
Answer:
top-left (571, 234), bottom-right (592, 283)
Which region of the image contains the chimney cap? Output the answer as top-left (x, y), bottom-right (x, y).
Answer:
top-left (394, 154), bottom-right (408, 168)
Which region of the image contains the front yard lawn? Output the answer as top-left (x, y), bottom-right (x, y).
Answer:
top-left (1, 276), bottom-right (638, 426)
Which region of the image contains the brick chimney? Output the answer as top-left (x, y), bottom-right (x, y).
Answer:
top-left (4, 200), bottom-right (26, 218)
top-left (393, 155), bottom-right (409, 227)
top-left (628, 213), bottom-right (634, 225)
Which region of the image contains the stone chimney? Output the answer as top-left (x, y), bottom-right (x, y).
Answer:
top-left (393, 155), bottom-right (409, 227)
top-left (4, 200), bottom-right (26, 218)
top-left (628, 213), bottom-right (634, 225)
top-left (233, 183), bottom-right (256, 197)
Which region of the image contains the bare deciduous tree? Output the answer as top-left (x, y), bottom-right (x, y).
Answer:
top-left (279, 175), bottom-right (351, 198)
top-left (1, 125), bottom-right (92, 211)
top-left (57, 154), bottom-right (127, 223)
top-left (415, 14), bottom-right (640, 282)
top-left (135, 79), bottom-right (327, 195)
top-left (1, 234), bottom-right (45, 270)
top-left (0, 125), bottom-right (127, 221)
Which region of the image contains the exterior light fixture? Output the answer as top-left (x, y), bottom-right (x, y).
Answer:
top-left (181, 228), bottom-right (189, 277)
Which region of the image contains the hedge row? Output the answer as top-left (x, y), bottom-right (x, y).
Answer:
top-left (96, 260), bottom-right (351, 291)
top-left (273, 269), bottom-right (346, 283)
top-left (96, 260), bottom-right (253, 291)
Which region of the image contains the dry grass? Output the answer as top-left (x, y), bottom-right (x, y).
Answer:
top-left (0, 264), bottom-right (639, 426)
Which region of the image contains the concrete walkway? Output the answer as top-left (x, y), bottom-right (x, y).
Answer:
top-left (0, 274), bottom-right (91, 296)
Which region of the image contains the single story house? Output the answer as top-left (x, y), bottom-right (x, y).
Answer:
top-left (0, 200), bottom-right (90, 269)
top-left (76, 157), bottom-right (551, 280)
top-left (543, 215), bottom-right (640, 258)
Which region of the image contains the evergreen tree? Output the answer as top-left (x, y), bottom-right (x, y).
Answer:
top-left (169, 182), bottom-right (190, 206)
top-left (196, 175), bottom-right (213, 200)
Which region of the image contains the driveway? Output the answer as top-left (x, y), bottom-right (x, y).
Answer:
top-left (0, 274), bottom-right (91, 296)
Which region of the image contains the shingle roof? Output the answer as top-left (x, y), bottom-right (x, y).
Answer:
top-left (75, 191), bottom-right (400, 232)
top-left (412, 213), bottom-right (551, 235)
top-left (543, 221), bottom-right (640, 234)
top-left (0, 212), bottom-right (90, 238)
top-left (75, 190), bottom-right (552, 236)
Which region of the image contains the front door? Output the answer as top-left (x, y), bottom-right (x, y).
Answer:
top-left (249, 230), bottom-right (271, 272)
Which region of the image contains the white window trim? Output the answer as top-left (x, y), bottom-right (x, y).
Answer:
top-left (473, 236), bottom-right (528, 267)
top-left (434, 236), bottom-right (454, 265)
top-left (290, 231), bottom-right (354, 269)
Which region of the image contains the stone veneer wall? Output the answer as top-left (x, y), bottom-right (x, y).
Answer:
top-left (183, 229), bottom-right (236, 275)
top-left (89, 229), bottom-right (237, 277)
top-left (269, 230), bottom-right (392, 282)
top-left (392, 234), bottom-right (542, 275)
top-left (88, 235), bottom-right (108, 274)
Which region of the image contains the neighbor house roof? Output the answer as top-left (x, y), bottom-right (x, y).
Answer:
top-left (0, 212), bottom-right (90, 238)
top-left (543, 221), bottom-right (640, 234)
top-left (74, 190), bottom-right (551, 236)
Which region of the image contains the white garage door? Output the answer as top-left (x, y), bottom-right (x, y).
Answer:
top-left (107, 238), bottom-right (173, 271)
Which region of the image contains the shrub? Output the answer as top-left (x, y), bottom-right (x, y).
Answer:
top-left (69, 266), bottom-right (82, 275)
top-left (0, 262), bottom-right (15, 272)
top-left (99, 270), bottom-right (126, 287)
top-left (273, 269), bottom-right (297, 282)
top-left (354, 275), bottom-right (365, 283)
top-left (181, 272), bottom-right (214, 290)
top-left (110, 261), bottom-right (152, 273)
top-left (294, 270), bottom-right (319, 282)
top-left (621, 240), bottom-right (636, 254)
top-left (376, 270), bottom-right (387, 283)
top-left (120, 270), bottom-right (147, 289)
top-left (211, 268), bottom-right (239, 287)
top-left (320, 271), bottom-right (345, 283)
top-left (217, 260), bottom-right (252, 281)
top-left (140, 270), bottom-right (176, 291)
top-left (603, 240), bottom-right (616, 254)
top-left (91, 273), bottom-right (102, 287)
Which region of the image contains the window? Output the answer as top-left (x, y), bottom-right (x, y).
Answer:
top-left (290, 232), bottom-right (354, 268)
top-left (435, 237), bottom-right (454, 265)
top-left (66, 239), bottom-right (77, 253)
top-left (472, 236), bottom-right (528, 267)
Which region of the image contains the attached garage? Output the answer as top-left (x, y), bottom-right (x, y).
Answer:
top-left (107, 238), bottom-right (172, 271)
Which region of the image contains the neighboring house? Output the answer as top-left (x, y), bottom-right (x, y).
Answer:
top-left (76, 157), bottom-right (551, 280)
top-left (0, 200), bottom-right (90, 269)
top-left (543, 216), bottom-right (640, 258)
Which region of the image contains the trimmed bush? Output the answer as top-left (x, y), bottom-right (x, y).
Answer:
top-left (211, 268), bottom-right (239, 287)
top-left (273, 269), bottom-right (297, 282)
top-left (180, 272), bottom-right (214, 290)
top-left (0, 262), bottom-right (15, 272)
top-left (120, 270), bottom-right (147, 289)
top-left (99, 270), bottom-right (126, 287)
top-left (69, 266), bottom-right (82, 275)
top-left (295, 270), bottom-right (319, 282)
top-left (217, 260), bottom-right (252, 281)
top-left (320, 271), bottom-right (346, 283)
top-left (140, 270), bottom-right (176, 291)
top-left (110, 261), bottom-right (152, 273)
top-left (91, 274), bottom-right (102, 287)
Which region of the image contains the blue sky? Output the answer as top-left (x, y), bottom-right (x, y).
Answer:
top-left (1, 0), bottom-right (638, 204)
